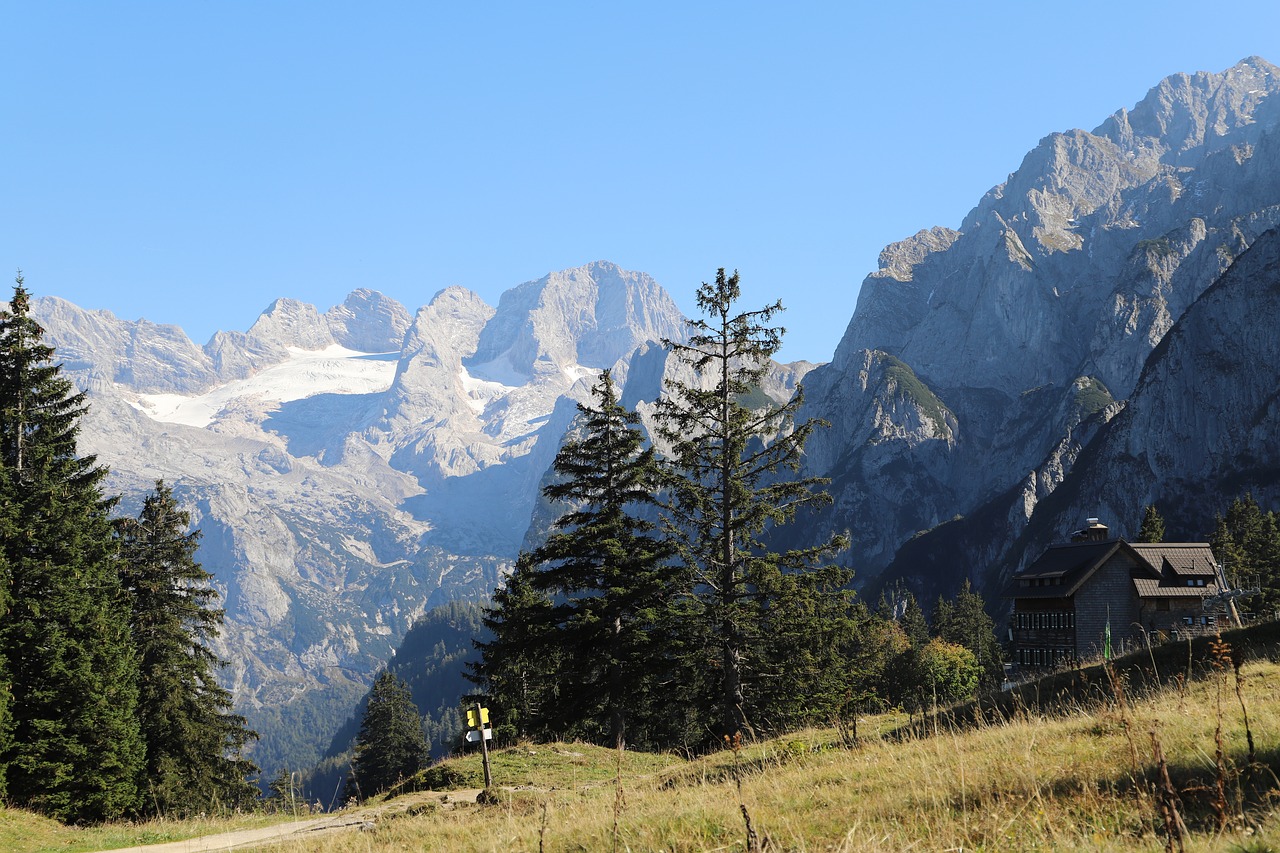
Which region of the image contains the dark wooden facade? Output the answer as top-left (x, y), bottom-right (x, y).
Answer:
top-left (1005, 523), bottom-right (1223, 669)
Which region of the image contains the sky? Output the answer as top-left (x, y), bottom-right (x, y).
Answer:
top-left (3, 3), bottom-right (1279, 363)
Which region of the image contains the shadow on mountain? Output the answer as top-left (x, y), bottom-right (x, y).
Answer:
top-left (262, 392), bottom-right (385, 459)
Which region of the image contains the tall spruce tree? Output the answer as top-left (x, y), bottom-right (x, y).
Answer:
top-left (470, 554), bottom-right (563, 742)
top-left (117, 480), bottom-right (258, 816)
top-left (475, 371), bottom-right (675, 748)
top-left (1212, 495), bottom-right (1280, 612)
top-left (0, 491), bottom-right (10, 801)
top-left (0, 275), bottom-right (145, 822)
top-left (348, 671), bottom-right (428, 799)
top-left (655, 269), bottom-right (847, 739)
top-left (1138, 505), bottom-right (1166, 543)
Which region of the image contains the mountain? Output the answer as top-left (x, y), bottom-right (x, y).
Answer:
top-left (32, 261), bottom-right (686, 775)
top-left (33, 56), bottom-right (1280, 778)
top-left (793, 57), bottom-right (1280, 590)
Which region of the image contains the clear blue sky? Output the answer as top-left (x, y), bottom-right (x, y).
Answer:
top-left (3, 2), bottom-right (1278, 362)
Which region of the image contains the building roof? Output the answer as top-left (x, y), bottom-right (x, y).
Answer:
top-left (1004, 539), bottom-right (1125, 599)
top-left (1132, 578), bottom-right (1217, 598)
top-left (1006, 537), bottom-right (1221, 602)
top-left (1128, 543), bottom-right (1218, 576)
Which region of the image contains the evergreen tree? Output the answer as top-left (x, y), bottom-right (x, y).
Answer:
top-left (0, 478), bottom-right (12, 800)
top-left (475, 371), bottom-right (676, 748)
top-left (117, 480), bottom-right (258, 816)
top-left (470, 555), bottom-right (562, 742)
top-left (1138, 505), bottom-right (1166, 543)
top-left (348, 671), bottom-right (428, 799)
top-left (933, 580), bottom-right (1004, 690)
top-left (895, 592), bottom-right (931, 650)
top-left (0, 275), bottom-right (144, 822)
top-left (753, 566), bottom-right (862, 730)
top-left (1212, 495), bottom-right (1280, 612)
top-left (655, 269), bottom-right (847, 739)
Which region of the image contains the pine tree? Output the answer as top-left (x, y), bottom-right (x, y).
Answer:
top-left (0, 505), bottom-right (10, 801)
top-left (655, 269), bottom-right (847, 739)
top-left (470, 555), bottom-right (562, 742)
top-left (1138, 505), bottom-right (1166, 543)
top-left (348, 671), bottom-right (428, 799)
top-left (475, 371), bottom-right (676, 748)
top-left (117, 480), bottom-right (258, 816)
top-left (0, 275), bottom-right (145, 822)
top-left (894, 591), bottom-right (931, 649)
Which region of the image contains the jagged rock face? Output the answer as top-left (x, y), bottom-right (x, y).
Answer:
top-left (1029, 226), bottom-right (1280, 546)
top-left (803, 57), bottom-right (1280, 581)
top-left (36, 297), bottom-right (218, 394)
top-left (470, 261), bottom-right (686, 377)
top-left (30, 261), bottom-right (686, 774)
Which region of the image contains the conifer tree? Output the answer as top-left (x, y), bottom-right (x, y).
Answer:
top-left (470, 553), bottom-right (563, 741)
top-left (475, 371), bottom-right (675, 748)
top-left (0, 523), bottom-right (10, 801)
top-left (655, 268), bottom-right (847, 739)
top-left (0, 275), bottom-right (144, 822)
top-left (1212, 495), bottom-right (1280, 611)
top-left (117, 480), bottom-right (258, 816)
top-left (1138, 505), bottom-right (1166, 543)
top-left (933, 580), bottom-right (1003, 690)
top-left (895, 592), bottom-right (931, 650)
top-left (348, 671), bottom-right (428, 799)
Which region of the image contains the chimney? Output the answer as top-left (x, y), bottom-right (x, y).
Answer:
top-left (1071, 518), bottom-right (1110, 542)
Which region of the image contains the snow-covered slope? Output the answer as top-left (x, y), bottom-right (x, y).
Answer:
top-left (133, 346), bottom-right (399, 428)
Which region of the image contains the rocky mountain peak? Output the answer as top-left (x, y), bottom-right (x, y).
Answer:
top-left (466, 260), bottom-right (685, 380)
top-left (247, 297), bottom-right (333, 349)
top-left (328, 289), bottom-right (413, 352)
top-left (1097, 56), bottom-right (1280, 167)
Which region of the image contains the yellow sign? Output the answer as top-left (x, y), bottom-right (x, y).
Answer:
top-left (466, 707), bottom-right (490, 728)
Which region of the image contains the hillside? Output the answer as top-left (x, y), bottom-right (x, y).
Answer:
top-left (11, 621), bottom-right (1280, 852)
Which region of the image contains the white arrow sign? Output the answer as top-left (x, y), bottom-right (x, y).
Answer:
top-left (465, 728), bottom-right (493, 742)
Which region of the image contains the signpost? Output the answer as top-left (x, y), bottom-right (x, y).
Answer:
top-left (466, 703), bottom-right (493, 788)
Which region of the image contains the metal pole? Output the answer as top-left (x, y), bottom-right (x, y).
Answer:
top-left (475, 702), bottom-right (493, 788)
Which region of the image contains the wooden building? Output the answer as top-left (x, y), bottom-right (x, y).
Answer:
top-left (1005, 520), bottom-right (1224, 669)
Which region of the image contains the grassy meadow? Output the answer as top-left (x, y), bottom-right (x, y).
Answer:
top-left (6, 625), bottom-right (1280, 851)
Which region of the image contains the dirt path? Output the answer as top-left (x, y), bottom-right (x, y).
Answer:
top-left (88, 789), bottom-right (484, 853)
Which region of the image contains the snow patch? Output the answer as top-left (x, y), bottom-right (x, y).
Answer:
top-left (562, 363), bottom-right (600, 384)
top-left (133, 346), bottom-right (398, 428)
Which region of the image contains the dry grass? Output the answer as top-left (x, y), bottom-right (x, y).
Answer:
top-left (0, 808), bottom-right (293, 853)
top-left (261, 651), bottom-right (1280, 852)
top-left (9, 633), bottom-right (1280, 852)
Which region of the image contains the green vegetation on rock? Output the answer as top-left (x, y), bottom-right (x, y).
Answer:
top-left (878, 353), bottom-right (952, 432)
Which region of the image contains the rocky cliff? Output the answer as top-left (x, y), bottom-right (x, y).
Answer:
top-left (798, 57), bottom-right (1280, 584)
